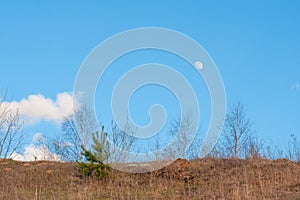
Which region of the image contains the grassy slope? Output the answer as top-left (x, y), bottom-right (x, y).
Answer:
top-left (0, 158), bottom-right (299, 200)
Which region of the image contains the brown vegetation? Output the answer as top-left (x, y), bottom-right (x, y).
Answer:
top-left (0, 158), bottom-right (300, 199)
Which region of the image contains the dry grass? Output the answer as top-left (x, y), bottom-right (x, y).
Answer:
top-left (0, 158), bottom-right (300, 199)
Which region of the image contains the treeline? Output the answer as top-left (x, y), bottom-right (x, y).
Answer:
top-left (0, 93), bottom-right (299, 163)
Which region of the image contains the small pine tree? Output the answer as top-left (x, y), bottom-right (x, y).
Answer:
top-left (76, 145), bottom-right (111, 178)
top-left (76, 126), bottom-right (111, 178)
top-left (91, 125), bottom-right (110, 162)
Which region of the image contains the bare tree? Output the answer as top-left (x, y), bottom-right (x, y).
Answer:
top-left (168, 113), bottom-right (198, 159)
top-left (59, 105), bottom-right (98, 161)
top-left (108, 119), bottom-right (136, 163)
top-left (221, 102), bottom-right (253, 158)
top-left (0, 95), bottom-right (25, 158)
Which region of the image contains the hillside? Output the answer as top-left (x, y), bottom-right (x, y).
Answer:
top-left (0, 158), bottom-right (300, 199)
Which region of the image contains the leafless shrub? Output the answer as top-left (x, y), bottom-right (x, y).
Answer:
top-left (286, 134), bottom-right (300, 162)
top-left (245, 135), bottom-right (264, 159)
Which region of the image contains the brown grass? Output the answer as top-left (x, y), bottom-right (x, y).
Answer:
top-left (0, 158), bottom-right (300, 199)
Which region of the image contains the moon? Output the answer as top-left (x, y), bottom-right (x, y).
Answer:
top-left (194, 61), bottom-right (203, 70)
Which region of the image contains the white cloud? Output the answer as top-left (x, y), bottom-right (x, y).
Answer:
top-left (4, 92), bottom-right (74, 124)
top-left (10, 152), bottom-right (26, 161)
top-left (10, 145), bottom-right (61, 161)
top-left (10, 133), bottom-right (61, 161)
top-left (291, 83), bottom-right (300, 91)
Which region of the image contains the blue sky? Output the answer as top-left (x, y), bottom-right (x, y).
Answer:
top-left (0, 1), bottom-right (299, 155)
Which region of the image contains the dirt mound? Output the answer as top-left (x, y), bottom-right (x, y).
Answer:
top-left (152, 158), bottom-right (196, 182)
top-left (171, 158), bottom-right (191, 168)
